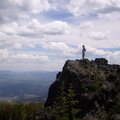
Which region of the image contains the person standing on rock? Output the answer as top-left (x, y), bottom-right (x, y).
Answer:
top-left (82, 45), bottom-right (86, 59)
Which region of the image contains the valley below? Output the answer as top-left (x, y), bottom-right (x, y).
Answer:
top-left (0, 71), bottom-right (57, 103)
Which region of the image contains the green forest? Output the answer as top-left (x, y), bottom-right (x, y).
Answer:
top-left (0, 102), bottom-right (43, 120)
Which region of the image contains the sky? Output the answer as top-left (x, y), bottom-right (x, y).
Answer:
top-left (0, 0), bottom-right (120, 71)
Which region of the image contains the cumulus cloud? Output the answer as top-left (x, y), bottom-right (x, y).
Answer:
top-left (0, 0), bottom-right (53, 23)
top-left (0, 19), bottom-right (70, 38)
top-left (86, 46), bottom-right (112, 56)
top-left (0, 48), bottom-right (49, 62)
top-left (12, 0), bottom-right (52, 14)
top-left (68, 0), bottom-right (120, 16)
top-left (28, 19), bottom-right (70, 35)
top-left (79, 22), bottom-right (94, 29)
top-left (0, 0), bottom-right (120, 71)
top-left (49, 0), bottom-right (69, 9)
top-left (1, 22), bottom-right (18, 35)
top-left (42, 42), bottom-right (78, 56)
top-left (11, 53), bottom-right (49, 61)
top-left (78, 21), bottom-right (110, 41)
top-left (88, 31), bottom-right (110, 40)
top-left (41, 21), bottom-right (70, 35)
top-left (107, 51), bottom-right (120, 64)
top-left (84, 46), bottom-right (120, 64)
top-left (0, 49), bottom-right (9, 60)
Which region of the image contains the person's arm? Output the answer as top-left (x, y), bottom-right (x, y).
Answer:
top-left (84, 48), bottom-right (86, 51)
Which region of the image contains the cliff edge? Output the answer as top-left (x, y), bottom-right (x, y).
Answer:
top-left (33, 58), bottom-right (120, 120)
top-left (44, 58), bottom-right (120, 120)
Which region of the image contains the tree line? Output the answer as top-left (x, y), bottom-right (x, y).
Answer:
top-left (0, 102), bottom-right (43, 120)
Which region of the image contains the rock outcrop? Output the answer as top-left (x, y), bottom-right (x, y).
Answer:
top-left (45, 58), bottom-right (120, 120)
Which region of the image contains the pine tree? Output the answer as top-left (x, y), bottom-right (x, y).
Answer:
top-left (52, 81), bottom-right (68, 120)
top-left (66, 83), bottom-right (80, 120)
top-left (52, 82), bottom-right (80, 120)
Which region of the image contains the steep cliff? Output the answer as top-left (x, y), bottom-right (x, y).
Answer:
top-left (44, 58), bottom-right (120, 120)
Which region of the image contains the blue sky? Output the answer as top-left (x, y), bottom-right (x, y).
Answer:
top-left (0, 0), bottom-right (120, 71)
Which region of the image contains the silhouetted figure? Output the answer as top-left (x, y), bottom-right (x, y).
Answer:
top-left (82, 45), bottom-right (86, 59)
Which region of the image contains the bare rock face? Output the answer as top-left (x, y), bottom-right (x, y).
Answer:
top-left (45, 58), bottom-right (120, 120)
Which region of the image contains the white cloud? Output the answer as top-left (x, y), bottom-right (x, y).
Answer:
top-left (0, 0), bottom-right (53, 24)
top-left (28, 19), bottom-right (70, 35)
top-left (78, 21), bottom-right (111, 41)
top-left (11, 53), bottom-right (49, 61)
top-left (0, 31), bottom-right (7, 41)
top-left (12, 0), bottom-right (52, 14)
top-left (0, 19), bottom-right (71, 38)
top-left (0, 48), bottom-right (49, 62)
top-left (42, 42), bottom-right (78, 56)
top-left (68, 0), bottom-right (120, 16)
top-left (79, 22), bottom-right (94, 29)
top-left (0, 34), bottom-right (23, 49)
top-left (107, 51), bottom-right (120, 64)
top-left (88, 31), bottom-right (110, 40)
top-left (1, 22), bottom-right (18, 34)
top-left (86, 46), bottom-right (111, 56)
top-left (0, 49), bottom-right (9, 60)
top-left (0, 0), bottom-right (120, 71)
top-left (85, 45), bottom-right (120, 64)
top-left (41, 21), bottom-right (70, 35)
top-left (13, 42), bottom-right (22, 49)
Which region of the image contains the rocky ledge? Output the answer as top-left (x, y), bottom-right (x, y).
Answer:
top-left (45, 58), bottom-right (120, 120)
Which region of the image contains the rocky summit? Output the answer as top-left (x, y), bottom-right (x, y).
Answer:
top-left (44, 58), bottom-right (120, 120)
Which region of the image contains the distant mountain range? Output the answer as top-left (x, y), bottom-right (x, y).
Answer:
top-left (0, 71), bottom-right (58, 102)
